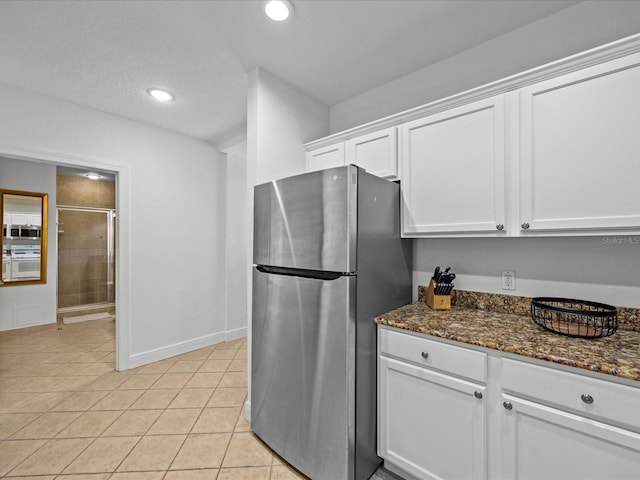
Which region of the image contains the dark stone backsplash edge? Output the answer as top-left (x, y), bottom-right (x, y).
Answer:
top-left (417, 286), bottom-right (640, 332)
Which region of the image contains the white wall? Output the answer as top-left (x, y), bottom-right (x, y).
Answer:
top-left (0, 157), bottom-right (57, 329)
top-left (0, 82), bottom-right (227, 370)
top-left (222, 140), bottom-right (249, 340)
top-left (248, 68), bottom-right (330, 185)
top-left (330, 1), bottom-right (640, 133)
top-left (413, 237), bottom-right (640, 308)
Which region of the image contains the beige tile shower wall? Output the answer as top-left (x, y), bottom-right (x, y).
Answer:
top-left (57, 175), bottom-right (115, 209)
top-left (57, 210), bottom-right (110, 308)
top-left (57, 175), bottom-right (115, 309)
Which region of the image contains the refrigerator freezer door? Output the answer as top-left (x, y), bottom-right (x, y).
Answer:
top-left (251, 267), bottom-right (356, 480)
top-left (254, 165), bottom-right (357, 273)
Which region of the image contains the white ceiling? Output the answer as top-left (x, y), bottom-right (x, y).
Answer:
top-left (0, 0), bottom-right (579, 146)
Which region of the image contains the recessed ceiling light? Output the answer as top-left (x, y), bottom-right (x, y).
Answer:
top-left (147, 88), bottom-right (175, 102)
top-left (264, 0), bottom-right (293, 21)
top-left (85, 173), bottom-right (102, 180)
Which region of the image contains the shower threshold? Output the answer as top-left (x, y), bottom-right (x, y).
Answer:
top-left (57, 303), bottom-right (115, 324)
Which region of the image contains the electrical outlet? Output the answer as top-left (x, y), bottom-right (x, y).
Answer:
top-left (502, 270), bottom-right (516, 290)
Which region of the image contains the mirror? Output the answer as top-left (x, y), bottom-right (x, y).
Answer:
top-left (1, 189), bottom-right (48, 286)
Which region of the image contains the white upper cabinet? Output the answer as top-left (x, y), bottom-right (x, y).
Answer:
top-left (345, 127), bottom-right (397, 179)
top-left (306, 143), bottom-right (345, 172)
top-left (305, 35), bottom-right (640, 236)
top-left (306, 127), bottom-right (398, 180)
top-left (519, 52), bottom-right (640, 234)
top-left (400, 95), bottom-right (506, 236)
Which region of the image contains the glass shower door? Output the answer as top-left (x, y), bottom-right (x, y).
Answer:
top-left (57, 208), bottom-right (115, 309)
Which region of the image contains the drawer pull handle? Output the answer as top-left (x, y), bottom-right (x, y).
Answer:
top-left (496, 224), bottom-right (504, 231)
top-left (421, 351), bottom-right (429, 359)
top-left (503, 401), bottom-right (513, 410)
top-left (581, 394), bottom-right (594, 404)
top-left (521, 222), bottom-right (530, 230)
top-left (474, 391), bottom-right (483, 399)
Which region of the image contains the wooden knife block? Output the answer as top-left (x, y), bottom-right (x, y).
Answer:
top-left (426, 279), bottom-right (451, 310)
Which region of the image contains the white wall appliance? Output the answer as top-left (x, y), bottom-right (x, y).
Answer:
top-left (10, 244), bottom-right (41, 279)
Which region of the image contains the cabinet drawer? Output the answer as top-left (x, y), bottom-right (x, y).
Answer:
top-left (379, 328), bottom-right (486, 383)
top-left (502, 358), bottom-right (640, 431)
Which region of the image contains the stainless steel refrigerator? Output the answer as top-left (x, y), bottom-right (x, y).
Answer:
top-left (251, 165), bottom-right (412, 480)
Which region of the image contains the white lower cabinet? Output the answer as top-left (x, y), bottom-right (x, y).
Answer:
top-left (378, 328), bottom-right (487, 480)
top-left (378, 327), bottom-right (640, 480)
top-left (500, 359), bottom-right (640, 480)
top-left (501, 394), bottom-right (640, 480)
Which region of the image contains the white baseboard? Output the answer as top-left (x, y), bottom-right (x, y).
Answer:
top-left (127, 326), bottom-right (248, 370)
top-left (128, 331), bottom-right (227, 369)
top-left (226, 326), bottom-right (247, 342)
top-left (244, 400), bottom-right (251, 423)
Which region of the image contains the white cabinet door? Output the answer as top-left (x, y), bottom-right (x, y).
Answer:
top-left (9, 213), bottom-right (29, 225)
top-left (306, 143), bottom-right (345, 172)
top-left (379, 356), bottom-right (486, 480)
top-left (346, 127), bottom-right (397, 179)
top-left (501, 393), bottom-right (640, 480)
top-left (520, 52), bottom-right (640, 233)
top-left (400, 95), bottom-right (506, 236)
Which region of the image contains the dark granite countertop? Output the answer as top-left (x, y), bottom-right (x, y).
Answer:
top-left (375, 289), bottom-right (640, 383)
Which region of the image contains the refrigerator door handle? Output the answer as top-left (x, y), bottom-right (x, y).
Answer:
top-left (256, 265), bottom-right (345, 281)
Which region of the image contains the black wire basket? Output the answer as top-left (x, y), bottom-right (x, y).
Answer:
top-left (531, 297), bottom-right (618, 339)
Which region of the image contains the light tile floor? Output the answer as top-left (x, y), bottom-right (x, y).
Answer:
top-left (0, 318), bottom-right (306, 479)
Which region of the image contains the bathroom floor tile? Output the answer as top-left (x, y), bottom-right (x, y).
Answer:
top-left (217, 466), bottom-right (271, 480)
top-left (146, 408), bottom-right (201, 435)
top-left (0, 413), bottom-right (39, 439)
top-left (0, 324), bottom-right (328, 480)
top-left (10, 411), bottom-right (82, 439)
top-left (116, 373), bottom-right (161, 390)
top-left (222, 432), bottom-right (273, 468)
top-left (165, 469), bottom-right (220, 479)
top-left (208, 349), bottom-right (237, 360)
top-left (150, 373), bottom-right (193, 389)
top-left (167, 360), bottom-right (204, 373)
top-left (207, 387), bottom-right (247, 407)
top-left (102, 409), bottom-right (163, 436)
top-left (170, 433), bottom-right (231, 469)
top-left (218, 371), bottom-right (248, 388)
top-left (8, 437), bottom-right (92, 476)
top-left (117, 434), bottom-right (186, 471)
top-left (192, 407), bottom-right (240, 433)
top-left (49, 390), bottom-right (109, 411)
top-left (90, 389), bottom-right (144, 410)
top-left (199, 359), bottom-right (232, 372)
top-left (63, 436), bottom-right (139, 474)
top-left (168, 388), bottom-right (214, 408)
top-left (186, 372), bottom-right (223, 388)
top-left (56, 410), bottom-right (122, 438)
top-left (130, 389), bottom-right (180, 409)
top-left (0, 439), bottom-right (47, 476)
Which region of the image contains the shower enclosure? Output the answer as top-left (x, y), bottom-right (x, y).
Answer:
top-left (57, 207), bottom-right (115, 311)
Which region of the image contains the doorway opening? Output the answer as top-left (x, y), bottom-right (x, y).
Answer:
top-left (56, 168), bottom-right (116, 324)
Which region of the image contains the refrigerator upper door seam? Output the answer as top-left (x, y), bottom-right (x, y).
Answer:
top-left (253, 165), bottom-right (359, 273)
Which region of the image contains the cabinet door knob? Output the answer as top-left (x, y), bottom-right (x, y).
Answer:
top-left (474, 391), bottom-right (483, 399)
top-left (521, 222), bottom-right (530, 230)
top-left (496, 224), bottom-right (504, 231)
top-left (421, 351), bottom-right (429, 359)
top-left (503, 401), bottom-right (513, 410)
top-left (581, 394), bottom-right (594, 404)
